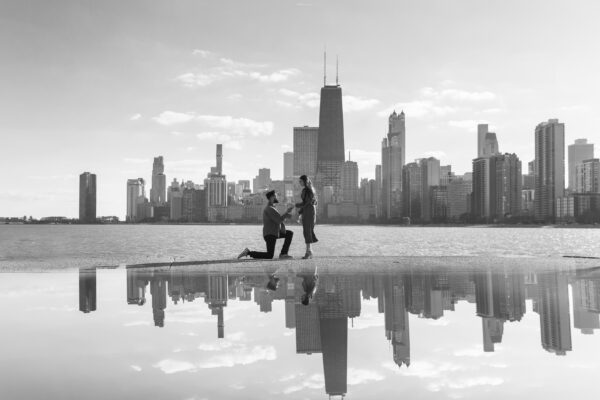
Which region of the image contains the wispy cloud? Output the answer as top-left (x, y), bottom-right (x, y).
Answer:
top-left (177, 53), bottom-right (300, 88)
top-left (129, 113), bottom-right (142, 121)
top-left (379, 84), bottom-right (498, 119)
top-left (153, 111), bottom-right (274, 137)
top-left (279, 88), bottom-right (320, 108)
top-left (343, 95), bottom-right (380, 112)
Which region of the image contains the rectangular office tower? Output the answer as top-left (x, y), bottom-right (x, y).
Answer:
top-left (283, 151), bottom-right (294, 180)
top-left (79, 172), bottom-right (96, 223)
top-left (150, 156), bottom-right (166, 205)
top-left (568, 139), bottom-right (594, 190)
top-left (293, 126), bottom-right (318, 178)
top-left (316, 83), bottom-right (345, 199)
top-left (381, 110), bottom-right (406, 219)
top-left (534, 119), bottom-right (565, 222)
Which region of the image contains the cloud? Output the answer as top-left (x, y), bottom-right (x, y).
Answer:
top-left (279, 88), bottom-right (320, 108)
top-left (154, 111), bottom-right (274, 137)
top-left (427, 376), bottom-right (504, 392)
top-left (378, 100), bottom-right (457, 118)
top-left (153, 359), bottom-right (196, 374)
top-left (176, 72), bottom-right (219, 88)
top-left (347, 368), bottom-right (385, 385)
top-left (130, 365), bottom-right (142, 372)
top-left (421, 87), bottom-right (496, 102)
top-left (177, 54), bottom-right (299, 87)
top-left (192, 49), bottom-right (212, 58)
top-left (453, 345), bottom-right (494, 358)
top-left (379, 83), bottom-right (498, 119)
top-left (383, 361), bottom-right (465, 378)
top-left (197, 345), bottom-right (276, 368)
top-left (153, 111), bottom-right (195, 125)
top-left (123, 157), bottom-right (150, 164)
top-left (423, 151), bottom-right (447, 160)
top-left (343, 95), bottom-right (380, 112)
top-left (129, 113), bottom-right (142, 121)
top-left (282, 374), bottom-right (324, 394)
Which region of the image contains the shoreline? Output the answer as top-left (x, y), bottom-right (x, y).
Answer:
top-left (2, 222), bottom-right (599, 228)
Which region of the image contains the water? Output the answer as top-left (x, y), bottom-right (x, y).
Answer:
top-left (1, 225), bottom-right (600, 399)
top-left (1, 225), bottom-right (600, 270)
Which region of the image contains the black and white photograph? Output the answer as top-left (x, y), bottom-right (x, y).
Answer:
top-left (1, 0), bottom-right (600, 399)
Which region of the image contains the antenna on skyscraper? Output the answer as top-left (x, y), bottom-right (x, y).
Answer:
top-left (336, 55), bottom-right (339, 85)
top-left (323, 49), bottom-right (327, 86)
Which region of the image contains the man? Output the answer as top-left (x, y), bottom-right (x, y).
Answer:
top-left (238, 190), bottom-right (295, 260)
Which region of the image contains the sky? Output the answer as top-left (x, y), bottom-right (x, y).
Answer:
top-left (2, 0), bottom-right (600, 219)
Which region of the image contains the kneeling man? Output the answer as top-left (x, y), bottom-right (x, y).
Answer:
top-left (238, 190), bottom-right (294, 260)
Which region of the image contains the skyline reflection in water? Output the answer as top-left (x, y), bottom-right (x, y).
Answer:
top-left (74, 262), bottom-right (600, 399)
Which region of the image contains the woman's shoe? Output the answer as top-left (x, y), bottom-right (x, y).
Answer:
top-left (302, 251), bottom-right (313, 260)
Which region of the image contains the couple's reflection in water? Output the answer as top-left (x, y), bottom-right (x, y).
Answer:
top-left (78, 262), bottom-right (600, 398)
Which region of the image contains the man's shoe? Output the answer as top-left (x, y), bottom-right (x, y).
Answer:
top-left (279, 254), bottom-right (293, 260)
top-left (237, 248), bottom-right (250, 259)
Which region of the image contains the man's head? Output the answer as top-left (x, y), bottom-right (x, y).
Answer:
top-left (301, 293), bottom-right (310, 306)
top-left (266, 274), bottom-right (280, 291)
top-left (265, 190), bottom-right (279, 205)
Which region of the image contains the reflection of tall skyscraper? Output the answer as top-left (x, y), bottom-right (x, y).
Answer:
top-left (150, 156), bottom-right (166, 205)
top-left (295, 302), bottom-right (322, 354)
top-left (151, 277), bottom-right (167, 327)
top-left (207, 274), bottom-right (228, 338)
top-left (572, 279), bottom-right (600, 335)
top-left (536, 272), bottom-right (572, 355)
top-left (79, 268), bottom-right (97, 313)
top-left (534, 119), bottom-right (565, 222)
top-left (316, 64), bottom-right (345, 198)
top-left (316, 276), bottom-right (348, 397)
top-left (127, 269), bottom-right (148, 305)
top-left (383, 277), bottom-right (410, 367)
top-left (482, 317), bottom-right (504, 352)
top-left (79, 172), bottom-right (97, 223)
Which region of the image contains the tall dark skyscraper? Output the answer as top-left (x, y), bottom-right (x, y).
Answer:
top-left (534, 119), bottom-right (565, 222)
top-left (79, 172), bottom-right (96, 223)
top-left (316, 57), bottom-right (345, 199)
top-left (150, 156), bottom-right (166, 205)
top-left (78, 268), bottom-right (97, 313)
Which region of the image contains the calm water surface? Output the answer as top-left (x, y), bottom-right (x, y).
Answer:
top-left (1, 262), bottom-right (600, 399)
top-left (1, 225), bottom-right (600, 399)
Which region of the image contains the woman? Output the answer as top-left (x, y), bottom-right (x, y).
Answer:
top-left (295, 175), bottom-right (318, 259)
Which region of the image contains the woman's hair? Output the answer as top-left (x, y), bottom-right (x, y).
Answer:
top-left (299, 175), bottom-right (313, 190)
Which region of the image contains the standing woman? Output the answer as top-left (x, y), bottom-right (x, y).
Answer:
top-left (295, 175), bottom-right (318, 259)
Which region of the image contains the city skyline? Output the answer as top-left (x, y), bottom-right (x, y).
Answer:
top-left (3, 0), bottom-right (600, 218)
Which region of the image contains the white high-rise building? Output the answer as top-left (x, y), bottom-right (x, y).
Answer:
top-left (568, 139), bottom-right (594, 190)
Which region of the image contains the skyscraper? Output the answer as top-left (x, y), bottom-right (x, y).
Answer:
top-left (79, 172), bottom-right (96, 223)
top-left (568, 139), bottom-right (594, 190)
top-left (126, 178), bottom-right (146, 222)
top-left (381, 110), bottom-right (406, 219)
top-left (205, 144), bottom-right (228, 210)
top-left (341, 157), bottom-right (359, 203)
top-left (316, 62), bottom-right (345, 200)
top-left (293, 126), bottom-right (318, 178)
top-left (534, 119), bottom-right (565, 222)
top-left (472, 158), bottom-right (492, 221)
top-left (477, 124), bottom-right (500, 157)
top-left (575, 158), bottom-right (600, 193)
top-left (253, 168), bottom-right (271, 193)
top-left (79, 268), bottom-right (97, 313)
top-left (493, 153), bottom-right (522, 219)
top-left (150, 156), bottom-right (166, 205)
top-left (283, 151), bottom-right (294, 180)
top-left (419, 157), bottom-right (440, 222)
top-left (402, 162), bottom-right (422, 221)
